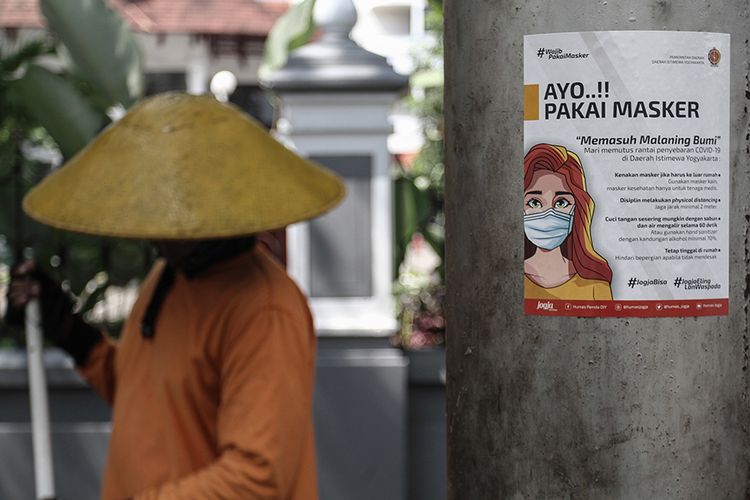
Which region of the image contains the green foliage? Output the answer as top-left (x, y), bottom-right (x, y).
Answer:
top-left (2, 0), bottom-right (144, 159)
top-left (0, 39), bottom-right (54, 75)
top-left (393, 0), bottom-right (444, 349)
top-left (0, 0), bottom-right (148, 344)
top-left (11, 65), bottom-right (106, 158)
top-left (40, 0), bottom-right (144, 108)
top-left (0, 40), bottom-right (53, 134)
top-left (0, 43), bottom-right (61, 263)
top-left (394, 177), bottom-right (429, 272)
top-left (259, 0), bottom-right (317, 80)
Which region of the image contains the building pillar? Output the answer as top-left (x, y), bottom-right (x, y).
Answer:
top-left (265, 2), bottom-right (411, 499)
top-left (265, 0), bottom-right (407, 334)
top-left (186, 37), bottom-right (209, 94)
top-left (444, 2), bottom-right (750, 499)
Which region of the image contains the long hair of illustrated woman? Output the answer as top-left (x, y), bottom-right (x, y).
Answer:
top-left (524, 143), bottom-right (613, 283)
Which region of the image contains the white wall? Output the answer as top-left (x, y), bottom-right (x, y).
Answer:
top-left (351, 0), bottom-right (427, 75)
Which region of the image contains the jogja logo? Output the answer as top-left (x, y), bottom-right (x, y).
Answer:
top-left (536, 301), bottom-right (557, 312)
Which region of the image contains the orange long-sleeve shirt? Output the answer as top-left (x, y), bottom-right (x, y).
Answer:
top-left (78, 246), bottom-right (318, 499)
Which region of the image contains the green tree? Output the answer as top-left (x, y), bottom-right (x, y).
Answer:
top-left (393, 0), bottom-right (445, 349)
top-left (0, 0), bottom-right (147, 341)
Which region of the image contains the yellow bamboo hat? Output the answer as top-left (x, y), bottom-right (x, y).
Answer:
top-left (23, 92), bottom-right (346, 239)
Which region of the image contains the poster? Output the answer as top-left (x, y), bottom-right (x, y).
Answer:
top-left (523, 31), bottom-right (730, 317)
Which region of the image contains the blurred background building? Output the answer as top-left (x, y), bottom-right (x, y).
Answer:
top-left (0, 1), bottom-right (445, 499)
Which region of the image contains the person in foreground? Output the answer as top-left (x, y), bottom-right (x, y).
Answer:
top-left (6, 93), bottom-right (345, 499)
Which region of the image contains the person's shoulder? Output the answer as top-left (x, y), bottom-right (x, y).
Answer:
top-left (221, 248), bottom-right (314, 350)
top-left (225, 246), bottom-right (308, 315)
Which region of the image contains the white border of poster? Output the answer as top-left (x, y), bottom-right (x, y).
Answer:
top-left (523, 31), bottom-right (730, 317)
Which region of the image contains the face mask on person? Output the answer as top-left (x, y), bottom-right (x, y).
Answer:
top-left (524, 207), bottom-right (574, 250)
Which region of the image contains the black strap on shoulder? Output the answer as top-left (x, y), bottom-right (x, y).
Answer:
top-left (141, 264), bottom-right (176, 339)
top-left (141, 237), bottom-right (256, 339)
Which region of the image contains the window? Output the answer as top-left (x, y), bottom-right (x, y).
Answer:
top-left (371, 6), bottom-right (411, 36)
top-left (309, 156), bottom-right (373, 298)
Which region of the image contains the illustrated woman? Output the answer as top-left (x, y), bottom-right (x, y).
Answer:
top-left (524, 143), bottom-right (613, 300)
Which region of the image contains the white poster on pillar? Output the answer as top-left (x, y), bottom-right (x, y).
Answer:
top-left (523, 31), bottom-right (730, 317)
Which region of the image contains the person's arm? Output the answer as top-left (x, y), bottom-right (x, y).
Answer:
top-left (6, 260), bottom-right (117, 403)
top-left (134, 307), bottom-right (316, 500)
top-left (76, 334), bottom-right (118, 405)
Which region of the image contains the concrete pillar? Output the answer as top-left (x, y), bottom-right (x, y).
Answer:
top-left (444, 2), bottom-right (750, 499)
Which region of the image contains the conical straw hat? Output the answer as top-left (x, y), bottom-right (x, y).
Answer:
top-left (23, 92), bottom-right (346, 239)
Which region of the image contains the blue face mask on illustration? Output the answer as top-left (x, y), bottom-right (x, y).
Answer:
top-left (524, 207), bottom-right (574, 250)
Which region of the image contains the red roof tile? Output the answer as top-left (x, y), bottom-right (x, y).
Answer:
top-left (0, 0), bottom-right (289, 36)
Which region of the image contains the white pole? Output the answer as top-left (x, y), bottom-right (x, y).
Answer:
top-left (25, 298), bottom-right (56, 500)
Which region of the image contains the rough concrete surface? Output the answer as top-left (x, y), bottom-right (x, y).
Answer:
top-left (444, 1), bottom-right (750, 498)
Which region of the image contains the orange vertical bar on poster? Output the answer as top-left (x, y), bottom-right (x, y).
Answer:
top-left (524, 84), bottom-right (539, 121)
